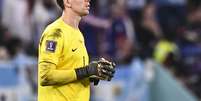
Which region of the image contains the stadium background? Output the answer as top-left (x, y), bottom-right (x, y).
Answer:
top-left (0, 0), bottom-right (200, 101)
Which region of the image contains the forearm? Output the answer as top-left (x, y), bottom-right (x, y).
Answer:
top-left (39, 62), bottom-right (77, 86)
top-left (39, 58), bottom-right (116, 86)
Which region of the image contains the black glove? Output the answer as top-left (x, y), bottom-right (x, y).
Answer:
top-left (93, 58), bottom-right (116, 81)
top-left (89, 77), bottom-right (100, 86)
top-left (75, 58), bottom-right (116, 82)
top-left (90, 58), bottom-right (116, 85)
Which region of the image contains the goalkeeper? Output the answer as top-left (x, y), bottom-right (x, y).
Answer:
top-left (37, 0), bottom-right (116, 101)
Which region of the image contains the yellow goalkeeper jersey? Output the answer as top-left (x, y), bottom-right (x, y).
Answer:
top-left (38, 18), bottom-right (90, 101)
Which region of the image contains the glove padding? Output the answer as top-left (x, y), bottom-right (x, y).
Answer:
top-left (75, 58), bottom-right (116, 85)
top-left (90, 58), bottom-right (116, 81)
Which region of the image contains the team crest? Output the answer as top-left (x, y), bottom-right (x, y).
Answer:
top-left (46, 40), bottom-right (57, 52)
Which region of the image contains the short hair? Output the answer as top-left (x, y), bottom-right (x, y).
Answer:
top-left (56, 0), bottom-right (64, 10)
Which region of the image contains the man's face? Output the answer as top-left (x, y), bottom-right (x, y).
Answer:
top-left (70, 0), bottom-right (91, 16)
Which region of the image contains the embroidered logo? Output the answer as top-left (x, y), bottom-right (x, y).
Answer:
top-left (72, 48), bottom-right (78, 52)
top-left (46, 40), bottom-right (57, 52)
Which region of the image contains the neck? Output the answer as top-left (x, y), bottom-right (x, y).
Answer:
top-left (61, 9), bottom-right (82, 29)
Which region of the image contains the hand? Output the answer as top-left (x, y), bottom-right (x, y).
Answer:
top-left (75, 58), bottom-right (116, 82)
top-left (90, 58), bottom-right (116, 81)
top-left (89, 77), bottom-right (100, 86)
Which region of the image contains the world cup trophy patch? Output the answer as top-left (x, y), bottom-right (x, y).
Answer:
top-left (46, 40), bottom-right (57, 52)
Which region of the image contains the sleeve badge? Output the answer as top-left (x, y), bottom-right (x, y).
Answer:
top-left (46, 40), bottom-right (57, 52)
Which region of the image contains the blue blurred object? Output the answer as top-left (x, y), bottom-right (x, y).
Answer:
top-left (126, 58), bottom-right (150, 101)
top-left (0, 63), bottom-right (18, 87)
top-left (92, 58), bottom-right (150, 101)
top-left (11, 52), bottom-right (37, 101)
top-left (127, 0), bottom-right (145, 9)
top-left (114, 58), bottom-right (150, 101)
top-left (154, 0), bottom-right (187, 6)
top-left (181, 45), bottom-right (201, 57)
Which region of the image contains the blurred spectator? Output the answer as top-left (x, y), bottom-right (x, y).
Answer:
top-left (0, 0), bottom-right (200, 100)
top-left (80, 0), bottom-right (111, 58)
top-left (2, 0), bottom-right (36, 46)
top-left (0, 45), bottom-right (9, 63)
top-left (0, 24), bottom-right (6, 44)
top-left (126, 0), bottom-right (146, 46)
top-left (6, 37), bottom-right (37, 101)
top-left (175, 1), bottom-right (201, 97)
top-left (136, 2), bottom-right (161, 60)
top-left (33, 0), bottom-right (59, 50)
top-left (176, 0), bottom-right (201, 76)
top-left (126, 0), bottom-right (146, 33)
top-left (154, 38), bottom-right (178, 67)
top-left (104, 0), bottom-right (135, 64)
top-left (97, 0), bottom-right (110, 17)
top-left (142, 3), bottom-right (162, 38)
top-left (80, 22), bottom-right (100, 58)
top-left (81, 18), bottom-right (111, 59)
top-left (154, 0), bottom-right (187, 40)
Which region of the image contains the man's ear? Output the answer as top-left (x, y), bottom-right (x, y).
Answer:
top-left (64, 0), bottom-right (72, 8)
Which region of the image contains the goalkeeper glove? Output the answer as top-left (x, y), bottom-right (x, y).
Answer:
top-left (75, 58), bottom-right (116, 82)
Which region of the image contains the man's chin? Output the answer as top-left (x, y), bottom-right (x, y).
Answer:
top-left (80, 11), bottom-right (89, 16)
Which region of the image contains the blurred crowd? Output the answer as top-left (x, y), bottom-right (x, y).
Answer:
top-left (0, 0), bottom-right (200, 101)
